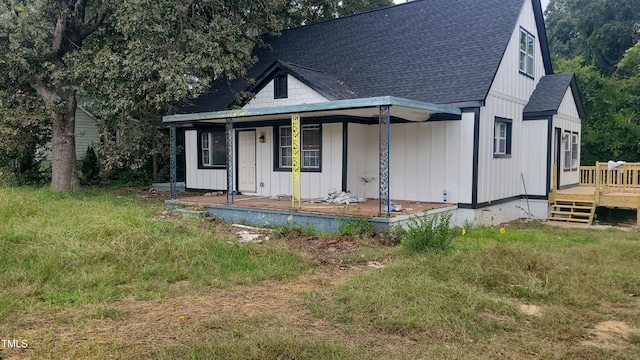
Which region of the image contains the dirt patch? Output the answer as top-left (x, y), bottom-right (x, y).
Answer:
top-left (582, 321), bottom-right (635, 349)
top-left (518, 304), bottom-right (541, 316)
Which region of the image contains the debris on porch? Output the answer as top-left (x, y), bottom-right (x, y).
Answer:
top-left (321, 190), bottom-right (364, 205)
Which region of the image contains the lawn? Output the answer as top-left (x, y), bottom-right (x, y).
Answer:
top-left (0, 187), bottom-right (639, 359)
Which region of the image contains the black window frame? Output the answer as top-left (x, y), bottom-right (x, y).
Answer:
top-left (493, 117), bottom-right (512, 158)
top-left (274, 74), bottom-right (288, 99)
top-left (197, 128), bottom-right (227, 169)
top-left (273, 123), bottom-right (322, 172)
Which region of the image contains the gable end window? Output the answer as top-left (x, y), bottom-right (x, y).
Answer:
top-left (275, 124), bottom-right (321, 172)
top-left (198, 130), bottom-right (226, 168)
top-left (274, 75), bottom-right (288, 99)
top-left (519, 28), bottom-right (535, 77)
top-left (493, 117), bottom-right (512, 158)
top-left (571, 132), bottom-right (579, 169)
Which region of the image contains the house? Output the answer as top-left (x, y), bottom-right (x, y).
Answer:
top-left (41, 105), bottom-right (101, 164)
top-left (163, 0), bottom-right (585, 229)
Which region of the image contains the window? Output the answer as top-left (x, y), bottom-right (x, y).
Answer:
top-left (519, 28), bottom-right (535, 77)
top-left (563, 131), bottom-right (571, 170)
top-left (274, 74), bottom-right (288, 99)
top-left (199, 130), bottom-right (226, 168)
top-left (571, 132), bottom-right (579, 170)
top-left (276, 124), bottom-right (321, 171)
top-left (493, 117), bottom-right (512, 158)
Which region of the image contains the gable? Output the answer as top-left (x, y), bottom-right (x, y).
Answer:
top-left (243, 75), bottom-right (330, 109)
top-left (557, 87), bottom-right (580, 121)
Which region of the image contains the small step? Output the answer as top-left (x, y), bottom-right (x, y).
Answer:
top-left (551, 205), bottom-right (594, 210)
top-left (171, 208), bottom-right (208, 218)
top-left (547, 217), bottom-right (591, 223)
top-left (550, 210), bottom-right (591, 217)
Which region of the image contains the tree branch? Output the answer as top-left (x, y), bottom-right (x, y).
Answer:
top-left (49, 9), bottom-right (67, 58)
top-left (81, 2), bottom-right (109, 38)
top-left (30, 78), bottom-right (62, 104)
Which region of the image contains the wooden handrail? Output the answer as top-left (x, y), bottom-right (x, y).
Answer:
top-left (580, 162), bottom-right (640, 193)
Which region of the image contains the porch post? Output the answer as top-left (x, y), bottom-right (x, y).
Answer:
top-left (379, 106), bottom-right (390, 217)
top-left (226, 118), bottom-right (234, 204)
top-left (170, 123), bottom-right (177, 200)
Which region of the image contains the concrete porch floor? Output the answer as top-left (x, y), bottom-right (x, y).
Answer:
top-left (171, 194), bottom-right (451, 218)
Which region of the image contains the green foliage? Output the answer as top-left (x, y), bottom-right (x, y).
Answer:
top-left (400, 212), bottom-right (453, 253)
top-left (545, 0), bottom-right (640, 76)
top-left (281, 0), bottom-right (393, 27)
top-left (338, 215), bottom-right (376, 238)
top-left (80, 146), bottom-right (100, 184)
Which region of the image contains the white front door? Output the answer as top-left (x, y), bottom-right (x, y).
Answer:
top-left (237, 130), bottom-right (256, 193)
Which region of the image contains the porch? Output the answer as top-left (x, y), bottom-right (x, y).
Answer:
top-left (548, 162), bottom-right (640, 225)
top-left (166, 195), bottom-right (455, 233)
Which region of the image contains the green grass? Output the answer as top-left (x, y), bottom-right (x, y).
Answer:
top-left (0, 186), bottom-right (308, 318)
top-left (305, 224), bottom-right (640, 358)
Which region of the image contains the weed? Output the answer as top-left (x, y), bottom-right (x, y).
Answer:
top-left (338, 215), bottom-right (375, 239)
top-left (401, 212), bottom-right (453, 253)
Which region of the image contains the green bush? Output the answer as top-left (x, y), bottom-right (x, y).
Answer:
top-left (338, 215), bottom-right (375, 238)
top-left (401, 212), bottom-right (453, 253)
top-left (80, 146), bottom-right (100, 184)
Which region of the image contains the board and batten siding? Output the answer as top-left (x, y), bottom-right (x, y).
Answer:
top-left (184, 130), bottom-right (227, 190)
top-left (475, 0), bottom-right (548, 203)
top-left (186, 123), bottom-right (342, 198)
top-left (346, 119), bottom-right (472, 204)
top-left (243, 75), bottom-right (330, 109)
top-left (553, 86), bottom-right (582, 187)
top-left (251, 123), bottom-right (343, 198)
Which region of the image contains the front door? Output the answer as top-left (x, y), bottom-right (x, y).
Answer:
top-left (237, 130), bottom-right (256, 193)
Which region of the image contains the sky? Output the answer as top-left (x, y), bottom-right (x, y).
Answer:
top-left (393, 0), bottom-right (551, 11)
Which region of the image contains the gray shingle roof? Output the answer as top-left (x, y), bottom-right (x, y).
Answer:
top-left (523, 72), bottom-right (586, 120)
top-left (175, 0), bottom-right (550, 114)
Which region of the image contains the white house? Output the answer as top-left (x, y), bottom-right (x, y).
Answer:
top-left (163, 0), bottom-right (585, 227)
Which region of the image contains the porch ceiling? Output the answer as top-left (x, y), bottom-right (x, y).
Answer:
top-left (163, 96), bottom-right (461, 125)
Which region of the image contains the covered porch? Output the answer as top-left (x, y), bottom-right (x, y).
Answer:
top-left (549, 162), bottom-right (640, 225)
top-left (163, 96), bottom-right (462, 232)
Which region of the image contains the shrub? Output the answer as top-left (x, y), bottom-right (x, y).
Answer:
top-left (401, 212), bottom-right (453, 253)
top-left (81, 146), bottom-right (100, 184)
top-left (338, 215), bottom-right (376, 238)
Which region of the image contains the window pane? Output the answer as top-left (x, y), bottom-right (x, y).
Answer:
top-left (302, 125), bottom-right (320, 169)
top-left (527, 35), bottom-right (535, 56)
top-left (520, 30), bottom-right (526, 51)
top-left (520, 52), bottom-right (526, 72)
top-left (211, 132), bottom-right (226, 166)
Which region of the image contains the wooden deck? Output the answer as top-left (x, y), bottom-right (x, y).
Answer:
top-left (550, 162), bottom-right (640, 225)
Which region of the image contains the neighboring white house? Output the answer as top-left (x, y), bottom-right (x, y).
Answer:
top-left (42, 105), bottom-right (100, 164)
top-left (163, 0), bottom-right (585, 226)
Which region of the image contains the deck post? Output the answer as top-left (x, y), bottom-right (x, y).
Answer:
top-left (551, 163), bottom-right (557, 202)
top-left (379, 105), bottom-right (390, 217)
top-left (170, 123), bottom-right (177, 200)
top-left (226, 118), bottom-right (234, 204)
top-left (595, 161), bottom-right (601, 204)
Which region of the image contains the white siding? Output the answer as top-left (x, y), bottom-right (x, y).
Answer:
top-left (553, 87), bottom-right (582, 187)
top-left (521, 120), bottom-right (548, 195)
top-left (476, 0), bottom-right (549, 203)
top-left (74, 108), bottom-right (100, 160)
top-left (243, 75), bottom-right (329, 109)
top-left (184, 130), bottom-right (227, 190)
top-left (346, 120), bottom-right (468, 204)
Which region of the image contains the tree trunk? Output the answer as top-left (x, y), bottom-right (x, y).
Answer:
top-left (50, 92), bottom-right (80, 191)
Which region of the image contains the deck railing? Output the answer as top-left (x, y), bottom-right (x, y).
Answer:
top-left (580, 162), bottom-right (640, 193)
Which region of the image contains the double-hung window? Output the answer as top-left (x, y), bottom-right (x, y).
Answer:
top-left (493, 117), bottom-right (512, 158)
top-left (199, 130), bottom-right (226, 168)
top-left (519, 28), bottom-right (535, 77)
top-left (563, 131), bottom-right (571, 170)
top-left (276, 124), bottom-right (321, 171)
top-left (571, 132), bottom-right (579, 170)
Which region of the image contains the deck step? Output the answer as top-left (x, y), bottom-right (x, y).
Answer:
top-left (548, 198), bottom-right (596, 225)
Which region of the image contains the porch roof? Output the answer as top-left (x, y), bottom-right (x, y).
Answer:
top-left (162, 96), bottom-right (461, 125)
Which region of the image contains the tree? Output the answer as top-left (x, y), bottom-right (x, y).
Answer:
top-left (282, 0), bottom-right (393, 26)
top-left (545, 0), bottom-right (640, 76)
top-left (0, 0), bottom-right (285, 191)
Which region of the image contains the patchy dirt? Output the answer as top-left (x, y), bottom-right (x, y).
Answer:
top-left (518, 304), bottom-right (541, 316)
top-left (582, 321), bottom-right (636, 349)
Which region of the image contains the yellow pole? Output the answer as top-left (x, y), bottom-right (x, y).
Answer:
top-left (291, 114), bottom-right (301, 209)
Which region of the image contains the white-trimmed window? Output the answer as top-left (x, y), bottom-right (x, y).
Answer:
top-left (494, 117), bottom-right (512, 158)
top-left (519, 28), bottom-right (535, 77)
top-left (276, 124), bottom-right (321, 171)
top-left (563, 131), bottom-right (571, 170)
top-left (571, 132), bottom-right (579, 169)
top-left (199, 131), bottom-right (226, 168)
